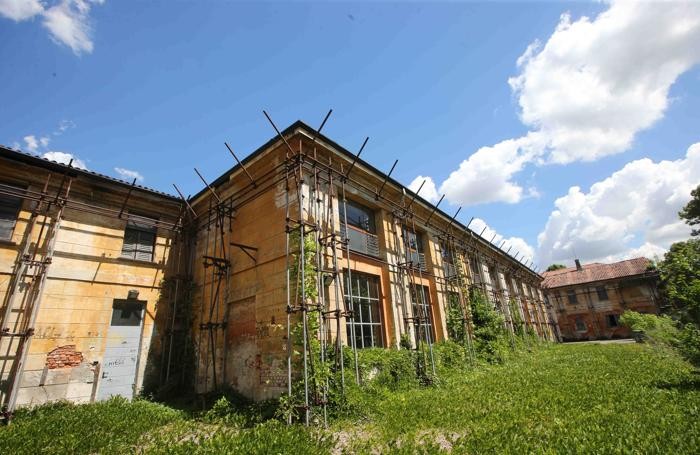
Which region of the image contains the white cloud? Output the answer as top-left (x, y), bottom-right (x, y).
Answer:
top-left (55, 119), bottom-right (76, 135)
top-left (114, 167), bottom-right (144, 183)
top-left (43, 0), bottom-right (97, 55)
top-left (0, 0), bottom-right (104, 55)
top-left (408, 175), bottom-right (439, 203)
top-left (0, 0), bottom-right (43, 21)
top-left (509, 2), bottom-right (700, 165)
top-left (23, 135), bottom-right (39, 152)
top-left (23, 134), bottom-right (50, 152)
top-left (42, 150), bottom-right (87, 169)
top-left (470, 217), bottom-right (536, 266)
top-left (537, 142), bottom-right (700, 266)
top-left (439, 132), bottom-right (545, 206)
top-left (436, 0), bottom-right (700, 206)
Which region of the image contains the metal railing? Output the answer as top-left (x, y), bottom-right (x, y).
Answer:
top-left (443, 262), bottom-right (457, 279)
top-left (407, 250), bottom-right (427, 271)
top-left (340, 223), bottom-right (380, 257)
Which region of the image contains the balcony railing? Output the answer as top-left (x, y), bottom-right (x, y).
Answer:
top-left (407, 250), bottom-right (427, 271)
top-left (443, 262), bottom-right (457, 279)
top-left (340, 223), bottom-right (380, 257)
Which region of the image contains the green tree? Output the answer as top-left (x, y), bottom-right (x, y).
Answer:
top-left (658, 239), bottom-right (700, 326)
top-left (546, 264), bottom-right (566, 272)
top-left (679, 184), bottom-right (700, 236)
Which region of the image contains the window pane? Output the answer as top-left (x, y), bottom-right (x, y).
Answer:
top-left (111, 301), bottom-right (143, 326)
top-left (120, 229), bottom-right (138, 259)
top-left (370, 299), bottom-right (381, 322)
top-left (372, 325), bottom-right (383, 348)
top-left (0, 191), bottom-right (23, 241)
top-left (596, 286), bottom-right (608, 301)
top-left (368, 277), bottom-right (379, 299)
top-left (360, 301), bottom-right (370, 323)
top-left (359, 278), bottom-right (370, 298)
top-left (345, 200), bottom-right (375, 233)
top-left (362, 327), bottom-right (372, 349)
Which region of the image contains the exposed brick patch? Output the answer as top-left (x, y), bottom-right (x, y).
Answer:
top-left (46, 345), bottom-right (84, 369)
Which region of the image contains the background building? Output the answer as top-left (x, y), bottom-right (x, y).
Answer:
top-left (542, 258), bottom-right (662, 341)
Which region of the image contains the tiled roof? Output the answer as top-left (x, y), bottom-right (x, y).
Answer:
top-left (541, 257), bottom-right (653, 289)
top-left (0, 144), bottom-right (179, 200)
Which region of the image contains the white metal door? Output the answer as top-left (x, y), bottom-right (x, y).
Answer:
top-left (97, 300), bottom-right (144, 400)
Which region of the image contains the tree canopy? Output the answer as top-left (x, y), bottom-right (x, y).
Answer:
top-left (546, 264), bottom-right (567, 272)
top-left (658, 239), bottom-right (700, 326)
top-left (679, 184), bottom-right (700, 236)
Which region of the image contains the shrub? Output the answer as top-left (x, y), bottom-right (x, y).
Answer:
top-left (677, 324), bottom-right (700, 366)
top-left (470, 290), bottom-right (510, 363)
top-left (619, 311), bottom-right (679, 346)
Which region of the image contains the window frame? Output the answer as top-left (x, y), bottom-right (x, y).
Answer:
top-left (344, 199), bottom-right (376, 234)
top-left (567, 289), bottom-right (578, 305)
top-left (120, 214), bottom-right (158, 262)
top-left (440, 241), bottom-right (453, 265)
top-left (606, 313), bottom-right (620, 328)
top-left (574, 317), bottom-right (587, 332)
top-left (344, 271), bottom-right (384, 349)
top-left (410, 284), bottom-right (434, 344)
top-left (596, 285), bottom-right (609, 301)
top-left (0, 183), bottom-right (25, 242)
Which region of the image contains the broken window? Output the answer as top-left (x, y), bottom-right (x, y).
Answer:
top-left (574, 317), bottom-right (587, 332)
top-left (120, 214), bottom-right (157, 261)
top-left (606, 314), bottom-right (620, 328)
top-left (567, 289), bottom-right (578, 305)
top-left (596, 285), bottom-right (609, 301)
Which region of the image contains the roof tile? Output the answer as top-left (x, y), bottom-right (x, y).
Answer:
top-left (542, 257), bottom-right (652, 288)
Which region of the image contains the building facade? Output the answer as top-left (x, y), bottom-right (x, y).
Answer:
top-left (542, 258), bottom-right (662, 341)
top-left (0, 148), bottom-right (182, 415)
top-left (0, 120), bottom-right (554, 415)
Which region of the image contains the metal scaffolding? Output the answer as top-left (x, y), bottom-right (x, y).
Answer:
top-left (0, 164), bottom-right (182, 422)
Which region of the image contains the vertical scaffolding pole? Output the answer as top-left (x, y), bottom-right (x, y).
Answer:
top-left (4, 176), bottom-right (73, 417)
top-left (340, 174), bottom-right (361, 385)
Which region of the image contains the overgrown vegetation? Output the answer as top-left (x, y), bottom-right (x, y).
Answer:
top-left (2, 343), bottom-right (698, 453)
top-left (658, 239), bottom-right (700, 327)
top-left (641, 186), bottom-right (700, 368)
top-left (621, 311), bottom-right (700, 366)
top-left (679, 183), bottom-right (700, 237)
top-left (619, 186), bottom-right (700, 368)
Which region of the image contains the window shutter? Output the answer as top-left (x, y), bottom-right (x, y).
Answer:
top-left (120, 213), bottom-right (158, 261)
top-left (120, 228), bottom-right (138, 259)
top-left (135, 231), bottom-right (155, 261)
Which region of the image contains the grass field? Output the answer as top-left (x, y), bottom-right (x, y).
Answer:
top-left (1, 343), bottom-right (698, 454)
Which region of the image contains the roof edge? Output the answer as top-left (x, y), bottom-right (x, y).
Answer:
top-left (0, 144), bottom-right (181, 202)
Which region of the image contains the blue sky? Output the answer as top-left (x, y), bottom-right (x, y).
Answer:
top-left (1, 0), bottom-right (699, 269)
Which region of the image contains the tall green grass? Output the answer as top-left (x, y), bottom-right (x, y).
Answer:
top-left (1, 343), bottom-right (698, 454)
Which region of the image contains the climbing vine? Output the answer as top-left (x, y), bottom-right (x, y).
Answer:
top-left (280, 230), bottom-right (334, 424)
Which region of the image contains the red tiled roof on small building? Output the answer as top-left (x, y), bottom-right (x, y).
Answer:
top-left (542, 257), bottom-right (653, 289)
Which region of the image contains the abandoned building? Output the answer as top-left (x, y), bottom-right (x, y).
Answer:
top-left (0, 119), bottom-right (554, 417)
top-left (542, 258), bottom-right (662, 341)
